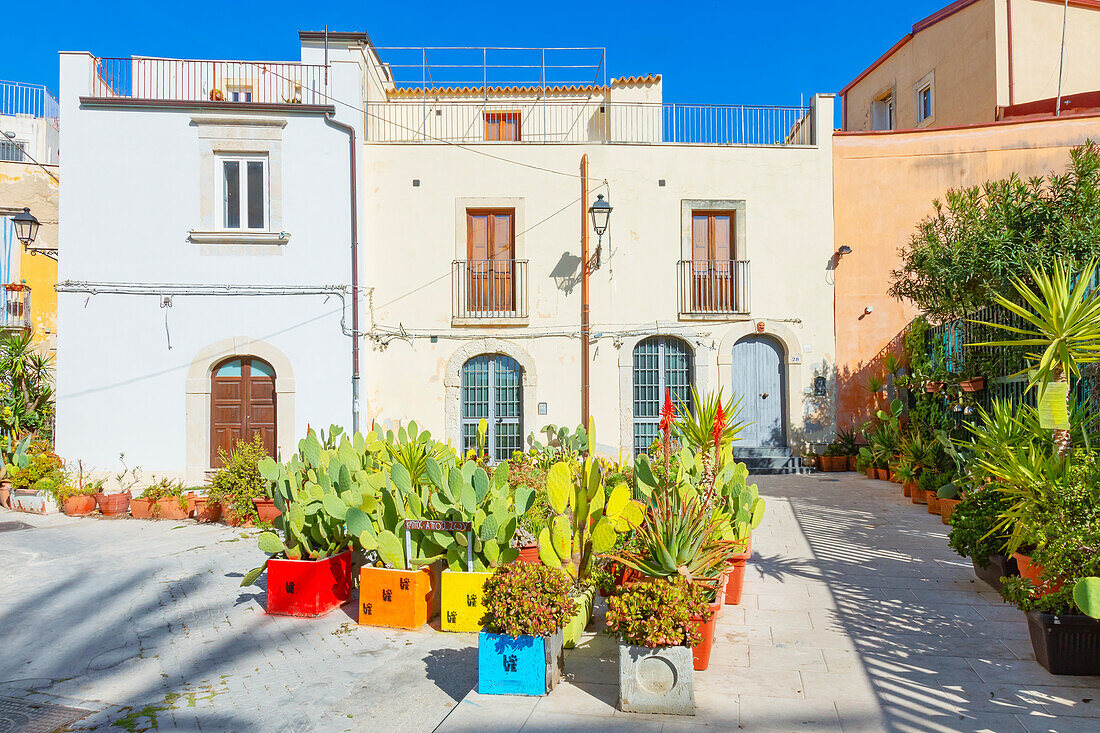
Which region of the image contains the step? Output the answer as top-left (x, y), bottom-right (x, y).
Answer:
top-left (729, 447), bottom-right (795, 458)
top-left (733, 454), bottom-right (816, 475)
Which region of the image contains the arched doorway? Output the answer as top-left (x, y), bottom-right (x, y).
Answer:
top-left (461, 354), bottom-right (523, 462)
top-left (732, 335), bottom-right (786, 447)
top-left (210, 356), bottom-right (277, 466)
top-left (632, 336), bottom-right (694, 455)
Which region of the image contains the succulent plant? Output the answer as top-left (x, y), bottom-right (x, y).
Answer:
top-left (1075, 577), bottom-right (1100, 619)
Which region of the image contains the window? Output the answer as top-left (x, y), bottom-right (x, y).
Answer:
top-left (484, 112), bottom-right (521, 141)
top-left (689, 211), bottom-right (735, 312)
top-left (466, 209), bottom-right (515, 312)
top-left (228, 85), bottom-right (253, 102)
top-left (0, 139), bottom-right (26, 162)
top-left (461, 354), bottom-right (523, 461)
top-left (218, 155), bottom-right (268, 230)
top-left (915, 73), bottom-right (934, 125)
top-left (870, 91), bottom-right (895, 131)
top-left (632, 337), bottom-right (693, 455)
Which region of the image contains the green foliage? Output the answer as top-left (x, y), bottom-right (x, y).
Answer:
top-left (207, 434), bottom-right (270, 525)
top-left (529, 423), bottom-right (589, 468)
top-left (947, 486), bottom-right (1012, 564)
top-left (481, 562), bottom-right (577, 637)
top-left (54, 460), bottom-right (105, 503)
top-left (7, 441), bottom-right (64, 501)
top-left (1074, 578), bottom-right (1100, 619)
top-left (0, 331), bottom-right (54, 447)
top-left (889, 141), bottom-right (1100, 321)
top-left (673, 387), bottom-right (747, 456)
top-left (604, 579), bottom-right (709, 648)
top-left (366, 421), bottom-right (456, 489)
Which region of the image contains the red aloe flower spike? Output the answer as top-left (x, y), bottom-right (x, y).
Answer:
top-left (659, 388), bottom-right (675, 438)
top-left (712, 401), bottom-right (726, 450)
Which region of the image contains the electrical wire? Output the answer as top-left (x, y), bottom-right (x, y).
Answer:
top-left (0, 129), bottom-right (59, 184)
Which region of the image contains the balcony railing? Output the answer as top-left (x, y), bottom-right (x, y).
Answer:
top-left (366, 102), bottom-right (813, 146)
top-left (678, 260), bottom-right (750, 316)
top-left (1, 285), bottom-right (31, 330)
top-left (452, 260), bottom-right (528, 320)
top-left (89, 57), bottom-right (329, 105)
top-left (0, 80), bottom-right (59, 126)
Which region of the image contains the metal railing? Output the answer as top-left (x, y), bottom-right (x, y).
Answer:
top-left (89, 58), bottom-right (330, 105)
top-left (366, 101), bottom-right (813, 146)
top-left (1, 285), bottom-right (31, 330)
top-left (373, 46), bottom-right (607, 91)
top-left (0, 80), bottom-right (59, 125)
top-left (678, 260), bottom-right (750, 315)
top-left (452, 260), bottom-right (528, 319)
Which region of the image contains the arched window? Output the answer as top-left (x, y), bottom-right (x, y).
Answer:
top-left (461, 354), bottom-right (523, 461)
top-left (632, 337), bottom-right (693, 455)
top-left (211, 356), bottom-right (276, 467)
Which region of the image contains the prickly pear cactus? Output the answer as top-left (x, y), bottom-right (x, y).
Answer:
top-left (1075, 577), bottom-right (1100, 619)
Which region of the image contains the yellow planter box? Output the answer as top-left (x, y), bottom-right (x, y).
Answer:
top-left (440, 570), bottom-right (492, 632)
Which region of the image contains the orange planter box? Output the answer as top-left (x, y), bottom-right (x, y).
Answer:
top-left (358, 564), bottom-right (439, 630)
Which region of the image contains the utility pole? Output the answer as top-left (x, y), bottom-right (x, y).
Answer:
top-left (580, 154), bottom-right (591, 428)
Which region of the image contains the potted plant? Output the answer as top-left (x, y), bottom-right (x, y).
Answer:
top-left (191, 490), bottom-right (222, 522)
top-left (241, 441), bottom-right (369, 618)
top-left (131, 478), bottom-right (193, 519)
top-left (57, 461), bottom-right (105, 516)
top-left (95, 453), bottom-right (140, 517)
top-left (836, 427), bottom-right (860, 471)
top-left (892, 463), bottom-right (916, 501)
top-left (206, 435), bottom-right (269, 527)
top-left (477, 562), bottom-right (576, 696)
top-left (819, 441), bottom-right (847, 472)
top-left (7, 440), bottom-right (64, 515)
top-left (606, 578), bottom-right (705, 715)
top-left (947, 485), bottom-right (1016, 589)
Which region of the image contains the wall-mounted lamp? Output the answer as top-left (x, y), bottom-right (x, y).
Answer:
top-left (864, 306), bottom-right (874, 315)
top-left (836, 245), bottom-right (853, 256)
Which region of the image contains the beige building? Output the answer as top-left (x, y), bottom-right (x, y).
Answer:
top-left (841, 0), bottom-right (1100, 131)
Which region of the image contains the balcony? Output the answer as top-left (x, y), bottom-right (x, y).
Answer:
top-left (452, 260), bottom-right (528, 323)
top-left (1, 80), bottom-right (59, 126)
top-left (678, 260), bottom-right (750, 317)
top-left (1, 284), bottom-right (31, 331)
top-left (366, 101), bottom-right (813, 146)
top-left (86, 57), bottom-right (329, 106)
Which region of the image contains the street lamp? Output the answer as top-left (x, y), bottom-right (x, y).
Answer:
top-left (12, 207), bottom-right (40, 249)
top-left (588, 194), bottom-right (612, 240)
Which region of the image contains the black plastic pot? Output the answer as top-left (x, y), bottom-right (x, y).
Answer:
top-left (972, 553), bottom-right (1019, 591)
top-left (1026, 611), bottom-right (1100, 675)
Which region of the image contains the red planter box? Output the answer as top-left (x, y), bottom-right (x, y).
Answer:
top-left (266, 551), bottom-right (353, 617)
top-left (691, 596), bottom-right (722, 671)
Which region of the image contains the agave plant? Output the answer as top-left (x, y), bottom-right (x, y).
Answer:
top-left (673, 386), bottom-right (748, 456)
top-left (971, 259), bottom-right (1100, 457)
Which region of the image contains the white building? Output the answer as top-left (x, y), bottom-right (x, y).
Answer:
top-left (57, 31), bottom-right (837, 482)
top-left (1, 80), bottom-right (60, 166)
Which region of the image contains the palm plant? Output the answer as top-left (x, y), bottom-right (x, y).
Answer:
top-left (0, 332), bottom-right (54, 446)
top-left (971, 259), bottom-right (1100, 457)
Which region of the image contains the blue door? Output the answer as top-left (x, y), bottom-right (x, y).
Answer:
top-left (732, 336), bottom-right (786, 447)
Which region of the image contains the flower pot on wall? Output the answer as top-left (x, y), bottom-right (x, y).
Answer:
top-left (478, 629), bottom-right (564, 696)
top-left (63, 495), bottom-right (97, 516)
top-left (440, 570), bottom-right (492, 632)
top-left (266, 551), bottom-right (352, 617)
top-left (358, 564), bottom-right (438, 630)
top-left (618, 644), bottom-right (695, 715)
top-left (94, 492), bottom-right (130, 517)
top-left (960, 377), bottom-right (986, 392)
top-left (253, 498), bottom-right (281, 524)
top-left (926, 381), bottom-right (945, 393)
top-left (1026, 611), bottom-right (1100, 675)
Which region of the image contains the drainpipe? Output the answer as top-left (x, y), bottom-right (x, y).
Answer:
top-left (1007, 0), bottom-right (1016, 106)
top-left (325, 112), bottom-right (361, 433)
top-left (580, 154), bottom-right (590, 428)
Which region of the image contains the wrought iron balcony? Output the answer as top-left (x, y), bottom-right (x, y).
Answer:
top-left (677, 260), bottom-right (750, 316)
top-left (452, 260), bottom-right (528, 320)
top-left (1, 284), bottom-right (31, 331)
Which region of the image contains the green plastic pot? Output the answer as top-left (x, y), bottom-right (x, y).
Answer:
top-left (563, 586), bottom-right (596, 649)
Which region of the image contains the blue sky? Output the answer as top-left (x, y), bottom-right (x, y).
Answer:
top-left (6, 0), bottom-right (948, 106)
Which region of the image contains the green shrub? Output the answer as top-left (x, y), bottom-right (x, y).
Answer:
top-left (948, 485), bottom-right (1011, 565)
top-left (207, 435), bottom-right (269, 524)
top-left (482, 562), bottom-right (577, 638)
top-left (605, 578), bottom-right (709, 648)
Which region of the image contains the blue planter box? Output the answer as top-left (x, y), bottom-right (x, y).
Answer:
top-left (477, 629), bottom-right (564, 696)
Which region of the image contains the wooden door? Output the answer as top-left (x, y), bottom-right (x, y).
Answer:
top-left (466, 210), bottom-right (515, 312)
top-left (731, 336), bottom-right (785, 447)
top-left (210, 356), bottom-right (277, 466)
top-left (691, 212), bottom-right (734, 311)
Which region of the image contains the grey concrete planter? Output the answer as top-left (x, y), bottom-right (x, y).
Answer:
top-left (618, 643), bottom-right (695, 715)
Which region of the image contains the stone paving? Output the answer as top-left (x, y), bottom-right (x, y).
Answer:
top-left (2, 472), bottom-right (1098, 732)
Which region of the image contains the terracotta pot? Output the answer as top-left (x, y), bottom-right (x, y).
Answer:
top-left (253, 498), bottom-right (281, 524)
top-left (94, 492), bottom-right (131, 516)
top-left (63, 495), bottom-right (97, 516)
top-left (926, 493), bottom-right (941, 514)
top-left (156, 496), bottom-right (193, 520)
top-left (902, 480), bottom-right (915, 498)
top-left (1013, 552), bottom-right (1065, 597)
top-left (847, 455), bottom-right (858, 471)
top-left (960, 377), bottom-right (986, 392)
top-left (691, 596), bottom-right (722, 671)
top-left (865, 468), bottom-right (875, 479)
top-left (939, 498), bottom-right (961, 524)
top-left (724, 553), bottom-right (749, 605)
top-left (193, 497), bottom-right (222, 522)
top-left (926, 381), bottom-right (945, 393)
top-left (911, 486), bottom-right (927, 505)
top-left (223, 504), bottom-right (255, 527)
top-left (515, 543), bottom-right (540, 565)
top-left (875, 468), bottom-right (890, 481)
top-left (0, 486), bottom-right (10, 508)
top-left (130, 497), bottom-right (156, 519)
